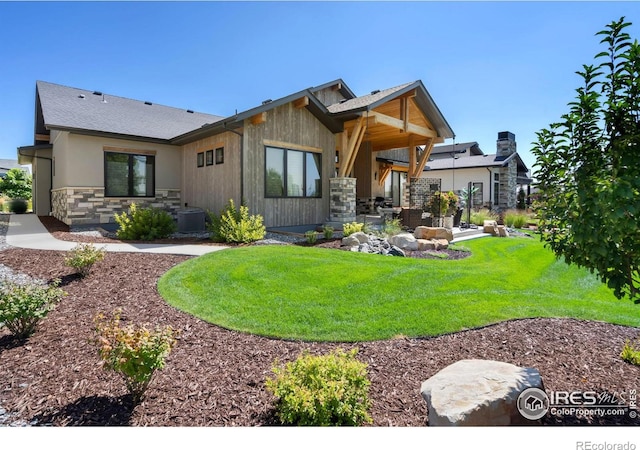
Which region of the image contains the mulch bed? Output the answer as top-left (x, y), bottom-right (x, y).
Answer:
top-left (0, 225), bottom-right (639, 426)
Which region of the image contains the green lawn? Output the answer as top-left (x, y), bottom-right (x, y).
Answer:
top-left (157, 237), bottom-right (640, 342)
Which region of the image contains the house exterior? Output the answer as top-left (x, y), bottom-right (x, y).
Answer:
top-left (377, 132), bottom-right (532, 211)
top-left (18, 79), bottom-right (454, 228)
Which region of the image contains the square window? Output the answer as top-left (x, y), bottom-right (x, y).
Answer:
top-left (206, 150), bottom-right (213, 166)
top-left (105, 152), bottom-right (154, 197)
top-left (197, 152), bottom-right (204, 167)
top-left (215, 147), bottom-right (224, 164)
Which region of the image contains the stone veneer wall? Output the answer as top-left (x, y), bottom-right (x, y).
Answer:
top-left (408, 177), bottom-right (441, 209)
top-left (329, 177), bottom-right (356, 223)
top-left (51, 187), bottom-right (181, 225)
top-left (498, 162), bottom-right (517, 210)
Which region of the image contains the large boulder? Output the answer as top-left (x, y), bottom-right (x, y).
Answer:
top-left (417, 239), bottom-right (436, 251)
top-left (414, 226), bottom-right (453, 242)
top-left (483, 220), bottom-right (498, 235)
top-left (420, 359), bottom-right (544, 426)
top-left (342, 232), bottom-right (369, 247)
top-left (497, 225), bottom-right (510, 238)
top-left (389, 233), bottom-right (418, 251)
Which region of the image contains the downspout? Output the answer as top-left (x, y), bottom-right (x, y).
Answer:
top-left (486, 167), bottom-right (492, 210)
top-left (223, 119), bottom-right (244, 203)
top-left (18, 147), bottom-right (53, 215)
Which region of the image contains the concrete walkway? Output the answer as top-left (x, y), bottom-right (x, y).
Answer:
top-left (5, 214), bottom-right (228, 256)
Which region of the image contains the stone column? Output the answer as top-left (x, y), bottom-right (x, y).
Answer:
top-left (329, 177), bottom-right (356, 223)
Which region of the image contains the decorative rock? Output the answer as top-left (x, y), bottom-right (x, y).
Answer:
top-left (414, 226), bottom-right (453, 242)
top-left (497, 225), bottom-right (510, 238)
top-left (351, 231), bottom-right (370, 244)
top-left (420, 359), bottom-right (544, 426)
top-left (341, 235), bottom-right (361, 247)
top-left (433, 239), bottom-right (449, 250)
top-left (483, 220), bottom-right (498, 235)
top-left (417, 239), bottom-right (436, 251)
top-left (389, 233), bottom-right (418, 251)
top-left (387, 246), bottom-right (406, 257)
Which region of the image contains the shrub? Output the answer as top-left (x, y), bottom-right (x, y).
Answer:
top-left (504, 210), bottom-right (528, 229)
top-left (0, 168), bottom-right (32, 200)
top-left (114, 203), bottom-right (177, 240)
top-left (0, 280), bottom-right (65, 338)
top-left (93, 309), bottom-right (178, 404)
top-left (8, 198), bottom-right (28, 214)
top-left (64, 243), bottom-right (106, 277)
top-left (322, 225), bottom-right (334, 240)
top-left (470, 208), bottom-right (498, 226)
top-left (265, 348), bottom-right (372, 426)
top-left (207, 199), bottom-right (266, 244)
top-left (304, 230), bottom-right (317, 244)
top-left (342, 222), bottom-right (364, 237)
top-left (382, 218), bottom-right (402, 236)
top-left (621, 338), bottom-right (640, 366)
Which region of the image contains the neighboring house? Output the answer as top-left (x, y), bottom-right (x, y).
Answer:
top-left (377, 132), bottom-right (532, 211)
top-left (18, 79), bottom-right (454, 227)
top-left (0, 159), bottom-right (31, 178)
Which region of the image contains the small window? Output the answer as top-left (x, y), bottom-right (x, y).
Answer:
top-left (197, 152), bottom-right (204, 167)
top-left (215, 147), bottom-right (224, 164)
top-left (206, 150), bottom-right (213, 166)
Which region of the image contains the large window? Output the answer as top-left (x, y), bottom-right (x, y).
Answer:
top-left (384, 171), bottom-right (406, 206)
top-left (105, 152), bottom-right (155, 197)
top-left (265, 146), bottom-right (321, 198)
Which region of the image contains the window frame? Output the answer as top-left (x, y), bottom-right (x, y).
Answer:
top-left (215, 147), bottom-right (224, 165)
top-left (104, 151), bottom-right (155, 198)
top-left (206, 150), bottom-right (214, 166)
top-left (197, 152), bottom-right (204, 168)
top-left (264, 145), bottom-right (322, 199)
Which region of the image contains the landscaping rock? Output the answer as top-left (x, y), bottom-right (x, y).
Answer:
top-left (414, 227), bottom-right (453, 242)
top-left (433, 239), bottom-right (449, 250)
top-left (387, 245), bottom-right (406, 257)
top-left (341, 235), bottom-right (361, 247)
top-left (420, 359), bottom-right (544, 426)
top-left (417, 239), bottom-right (436, 251)
top-left (483, 220), bottom-right (498, 236)
top-left (497, 225), bottom-right (509, 238)
top-left (389, 233), bottom-right (418, 251)
top-left (351, 231), bottom-right (370, 244)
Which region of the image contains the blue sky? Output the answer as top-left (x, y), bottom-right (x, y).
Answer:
top-left (1, 1), bottom-right (639, 175)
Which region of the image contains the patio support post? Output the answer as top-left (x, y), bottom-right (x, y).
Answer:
top-left (329, 177), bottom-right (356, 223)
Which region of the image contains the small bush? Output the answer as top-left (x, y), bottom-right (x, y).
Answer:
top-left (207, 199), bottom-right (266, 243)
top-left (8, 198), bottom-right (28, 214)
top-left (322, 225), bottom-right (334, 240)
top-left (94, 309), bottom-right (177, 404)
top-left (504, 210), bottom-right (528, 229)
top-left (470, 208), bottom-right (498, 226)
top-left (304, 230), bottom-right (317, 244)
top-left (0, 280), bottom-right (65, 338)
top-left (621, 338), bottom-right (640, 366)
top-left (65, 243), bottom-right (106, 277)
top-left (382, 218), bottom-right (402, 236)
top-left (343, 222), bottom-right (365, 237)
top-left (265, 348), bottom-right (372, 426)
top-left (114, 203), bottom-right (177, 240)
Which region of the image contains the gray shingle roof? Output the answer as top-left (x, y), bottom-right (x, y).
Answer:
top-left (431, 142), bottom-right (483, 156)
top-left (37, 81), bottom-right (224, 141)
top-left (326, 82), bottom-right (414, 114)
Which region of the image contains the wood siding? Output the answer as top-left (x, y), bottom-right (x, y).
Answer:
top-left (313, 86), bottom-right (348, 107)
top-left (181, 132), bottom-right (242, 214)
top-left (244, 102), bottom-right (335, 227)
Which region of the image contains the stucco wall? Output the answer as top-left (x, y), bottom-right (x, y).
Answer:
top-left (429, 167), bottom-right (495, 205)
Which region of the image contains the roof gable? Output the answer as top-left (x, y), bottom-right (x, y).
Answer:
top-left (36, 81), bottom-right (224, 141)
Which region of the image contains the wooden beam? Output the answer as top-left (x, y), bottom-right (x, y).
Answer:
top-left (332, 82), bottom-right (342, 91)
top-left (293, 96), bottom-right (309, 109)
top-left (408, 134), bottom-right (417, 178)
top-left (339, 116), bottom-right (366, 177)
top-left (250, 112), bottom-right (266, 125)
top-left (378, 163), bottom-right (393, 186)
top-left (368, 111), bottom-right (436, 138)
top-left (35, 133), bottom-right (50, 142)
top-left (414, 139), bottom-right (435, 178)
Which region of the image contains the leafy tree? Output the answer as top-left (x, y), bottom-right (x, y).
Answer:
top-left (0, 168), bottom-right (32, 200)
top-left (532, 17), bottom-right (640, 301)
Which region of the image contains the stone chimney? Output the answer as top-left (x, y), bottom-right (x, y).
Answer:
top-left (496, 131), bottom-right (516, 158)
